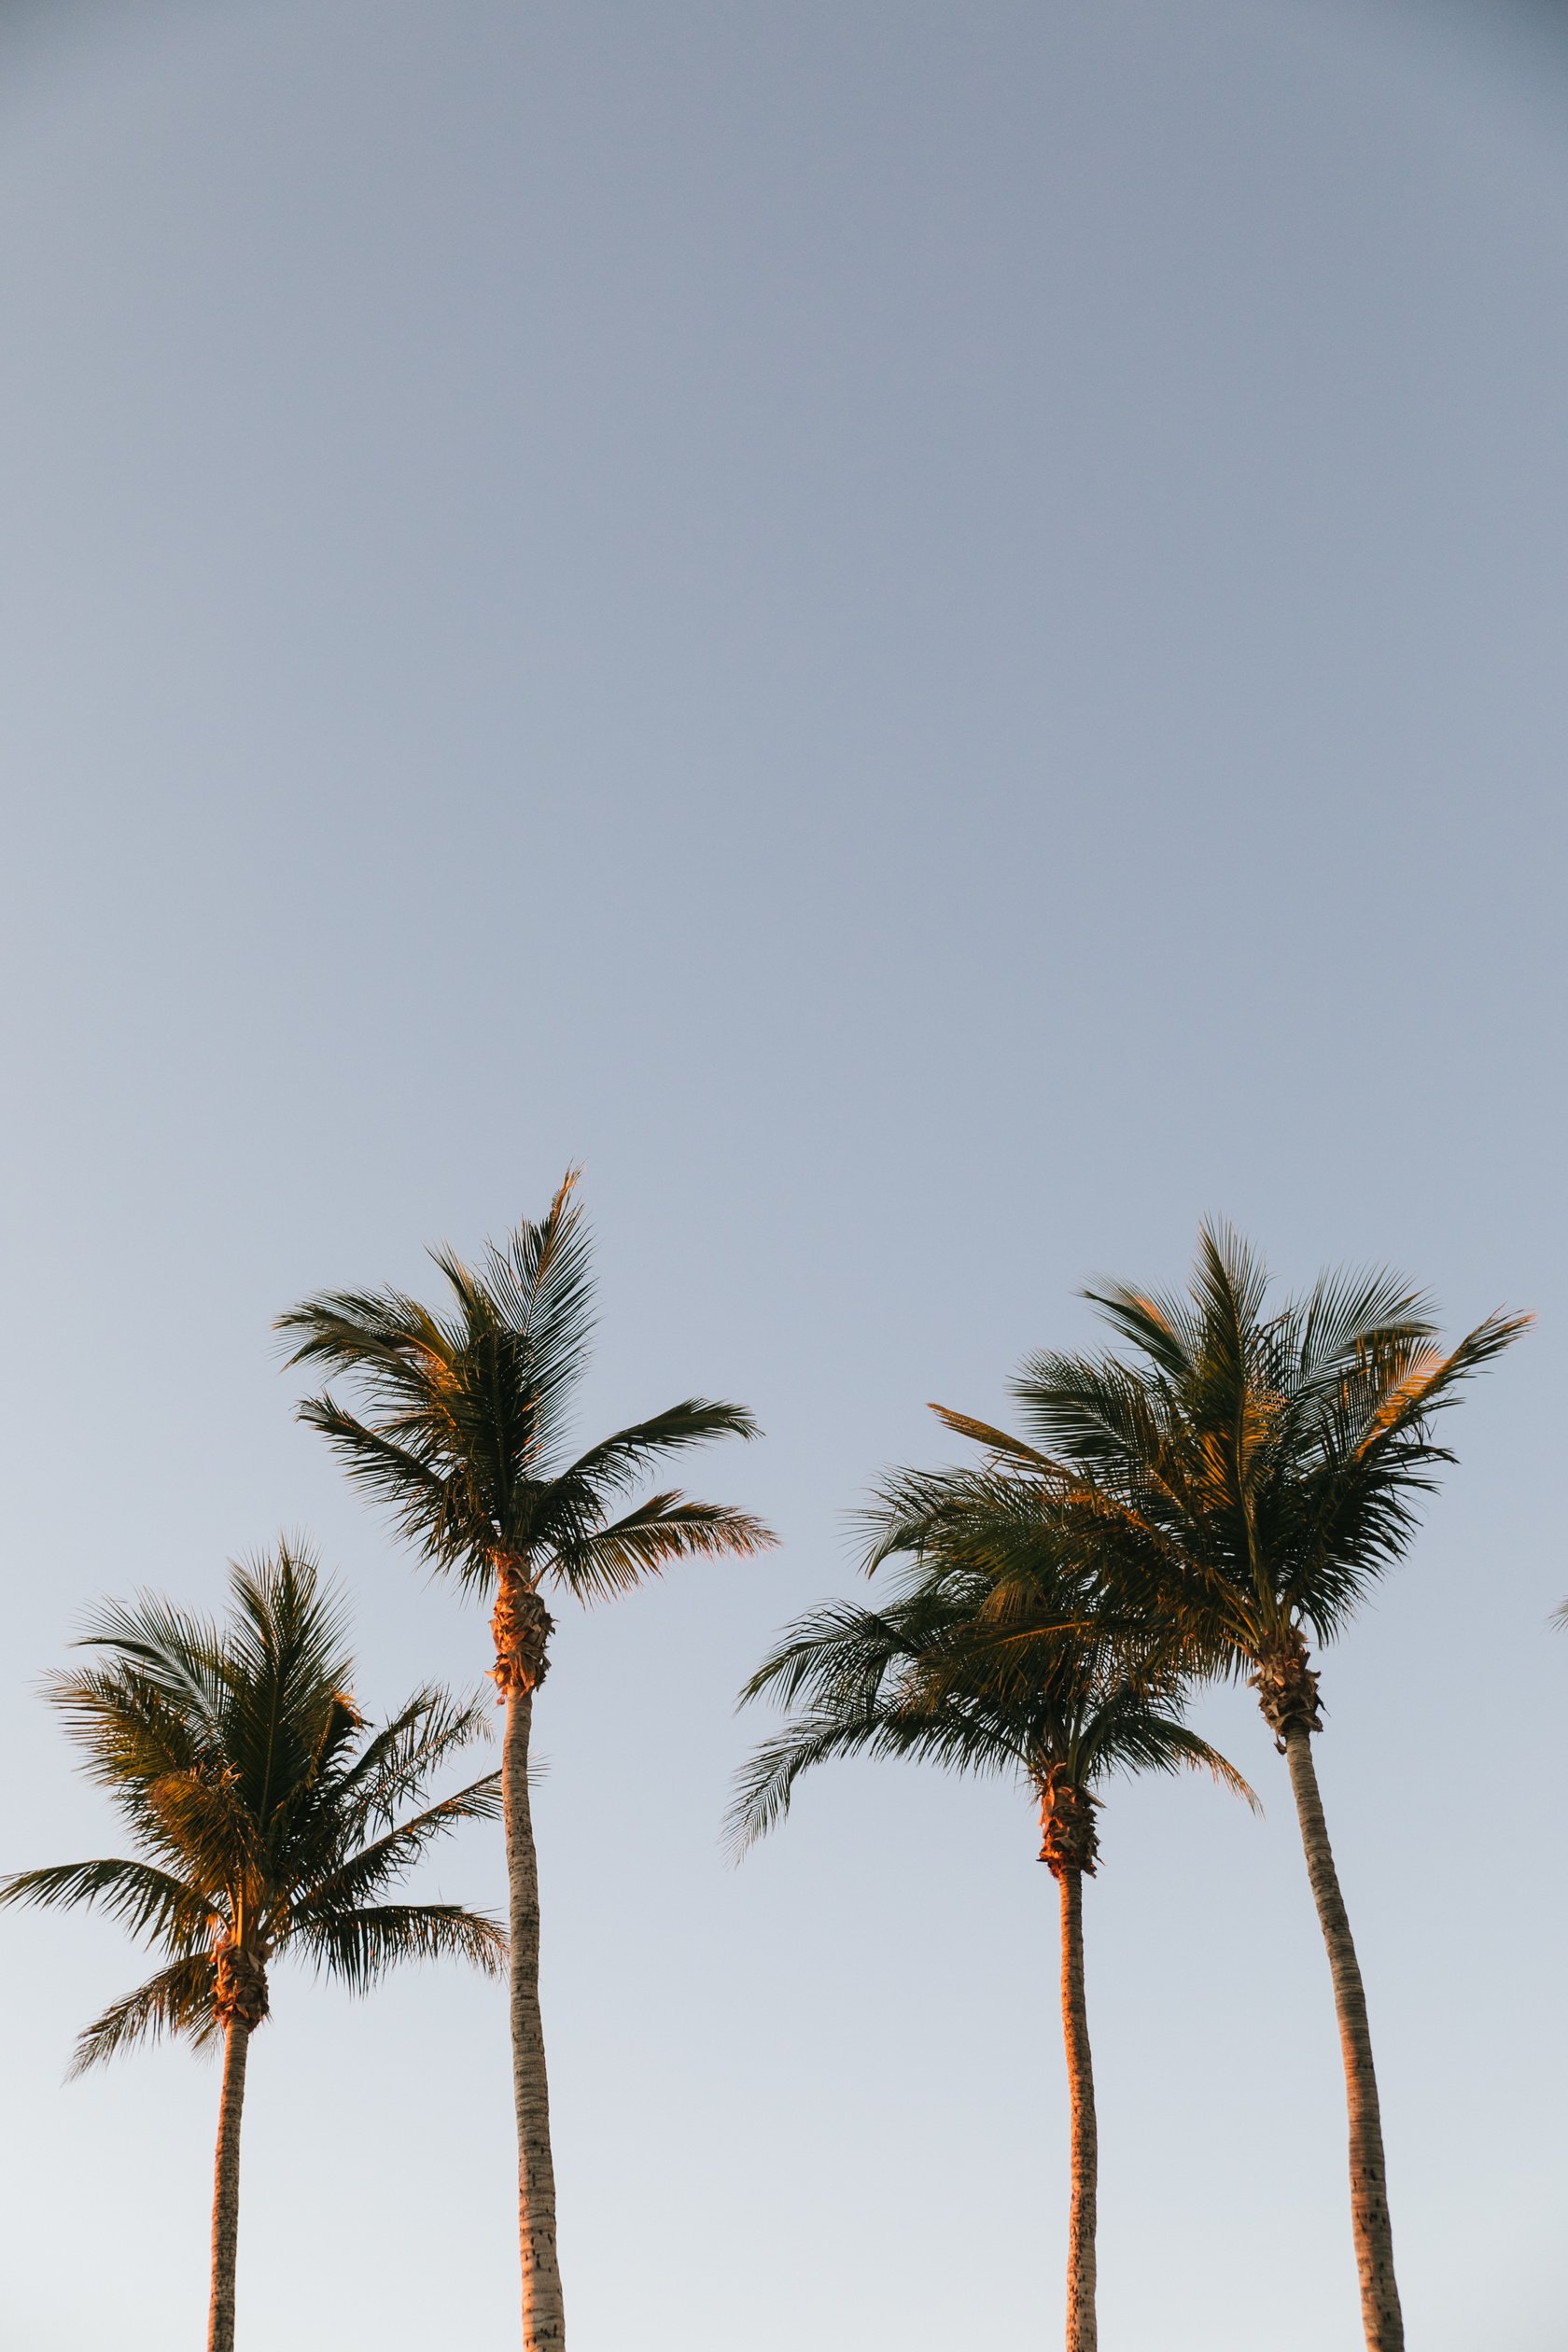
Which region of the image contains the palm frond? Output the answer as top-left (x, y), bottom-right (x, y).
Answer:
top-left (293, 1771), bottom-right (503, 1914)
top-left (69, 1592), bottom-right (228, 1739)
top-left (556, 1400), bottom-right (762, 1506)
top-left (281, 1181), bottom-right (767, 1623)
top-left (735, 1475), bottom-right (1240, 1865)
top-left (292, 1397), bottom-right (476, 1575)
top-left (0, 1857), bottom-right (217, 1950)
top-left (292, 1901), bottom-right (506, 1991)
top-left (19, 1546), bottom-right (509, 2072)
top-left (440, 1168), bottom-right (595, 1453)
top-left (925, 1407), bottom-right (1053, 1472)
top-left (552, 1494), bottom-right (775, 1603)
top-left (725, 1695), bottom-right (1029, 1858)
top-left (329, 1685), bottom-right (496, 1832)
top-left (1075, 1704), bottom-right (1258, 1811)
top-left (1022, 1236), bottom-right (1530, 1670)
top-left (68, 1954), bottom-right (217, 2075)
top-left (274, 1281), bottom-right (457, 1387)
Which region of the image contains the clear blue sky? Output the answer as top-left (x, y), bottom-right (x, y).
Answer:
top-left (0, 4), bottom-right (1562, 2346)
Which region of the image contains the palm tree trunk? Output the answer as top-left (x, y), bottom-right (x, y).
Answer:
top-left (503, 1683), bottom-right (567, 2349)
top-left (1281, 1723), bottom-right (1404, 2352)
top-left (1058, 1867), bottom-right (1098, 2352)
top-left (207, 2016), bottom-right (250, 2352)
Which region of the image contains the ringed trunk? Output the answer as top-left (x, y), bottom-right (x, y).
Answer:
top-left (1057, 1867), bottom-right (1099, 2352)
top-left (502, 1674), bottom-right (566, 2349)
top-left (1040, 1771), bottom-right (1100, 2352)
top-left (1281, 1721), bottom-right (1404, 2351)
top-left (207, 2017), bottom-right (250, 2352)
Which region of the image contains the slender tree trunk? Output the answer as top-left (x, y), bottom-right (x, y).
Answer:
top-left (503, 1683), bottom-right (566, 2349)
top-left (1058, 1868), bottom-right (1098, 2352)
top-left (207, 2017), bottom-right (250, 2352)
top-left (1281, 1723), bottom-right (1404, 2352)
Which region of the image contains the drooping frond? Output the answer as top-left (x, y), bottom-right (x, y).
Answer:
top-left (551, 1494), bottom-right (776, 1603)
top-left (0, 1857), bottom-right (217, 1950)
top-left (1072, 1701), bottom-right (1258, 1812)
top-left (290, 1901), bottom-right (506, 1992)
top-left (291, 1396), bottom-right (479, 1577)
top-left (68, 1954), bottom-right (218, 2075)
top-left (735, 1462), bottom-right (1245, 1863)
top-left (726, 1694), bottom-right (1030, 1857)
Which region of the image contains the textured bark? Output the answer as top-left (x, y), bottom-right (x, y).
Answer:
top-left (493, 1576), bottom-right (553, 1701)
top-left (1252, 1625), bottom-right (1323, 1749)
top-left (1058, 1869), bottom-right (1099, 2352)
top-left (1038, 1767), bottom-right (1099, 1879)
top-left (503, 1680), bottom-right (566, 2349)
top-left (207, 2017), bottom-right (250, 2352)
top-left (1281, 1719), bottom-right (1405, 2352)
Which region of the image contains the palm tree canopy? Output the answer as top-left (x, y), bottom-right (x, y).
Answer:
top-left (731, 1463), bottom-right (1252, 1857)
top-left (275, 1172), bottom-right (773, 1603)
top-left (0, 1543), bottom-right (505, 2074)
top-left (930, 1223), bottom-right (1528, 1670)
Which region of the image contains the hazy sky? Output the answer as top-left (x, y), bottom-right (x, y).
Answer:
top-left (0, 4), bottom-right (1563, 2346)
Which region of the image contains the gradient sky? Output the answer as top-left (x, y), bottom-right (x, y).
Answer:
top-left (0, 4), bottom-right (1563, 2346)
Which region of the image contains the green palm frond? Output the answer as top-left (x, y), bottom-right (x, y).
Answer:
top-left (68, 1954), bottom-right (218, 2075)
top-left (1073, 1701), bottom-right (1258, 1811)
top-left (329, 1685), bottom-right (495, 1833)
top-left (45, 1664), bottom-right (210, 1807)
top-left (277, 1176), bottom-right (772, 1612)
top-left (735, 1461), bottom-right (1245, 1863)
top-left (69, 1591), bottom-right (229, 1728)
top-left (8, 1547), bottom-right (507, 2074)
top-left (275, 1282), bottom-right (455, 1387)
top-left (974, 1230), bottom-right (1528, 1670)
top-left (294, 1771), bottom-right (502, 1914)
top-left (291, 1901), bottom-right (506, 1992)
top-left (923, 1408), bottom-right (1053, 1473)
top-left (726, 1694), bottom-right (1030, 1857)
top-left (552, 1494), bottom-right (775, 1603)
top-left (1289, 1266), bottom-right (1435, 1390)
top-left (293, 1397), bottom-right (473, 1572)
top-left (0, 1857), bottom-right (217, 1949)
top-left (557, 1401), bottom-right (763, 1502)
top-left (430, 1169), bottom-right (595, 1449)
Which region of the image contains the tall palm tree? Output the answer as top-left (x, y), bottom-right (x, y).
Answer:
top-left (931, 1225), bottom-right (1528, 2352)
top-left (732, 1469), bottom-right (1251, 2352)
top-left (0, 1543), bottom-right (504, 2352)
top-left (276, 1172), bottom-right (773, 2351)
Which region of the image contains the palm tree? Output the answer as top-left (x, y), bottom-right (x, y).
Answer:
top-left (931, 1225), bottom-right (1528, 2352)
top-left (732, 1468), bottom-right (1251, 2352)
top-left (0, 1542), bottom-right (505, 2352)
top-left (275, 1172), bottom-right (773, 2351)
